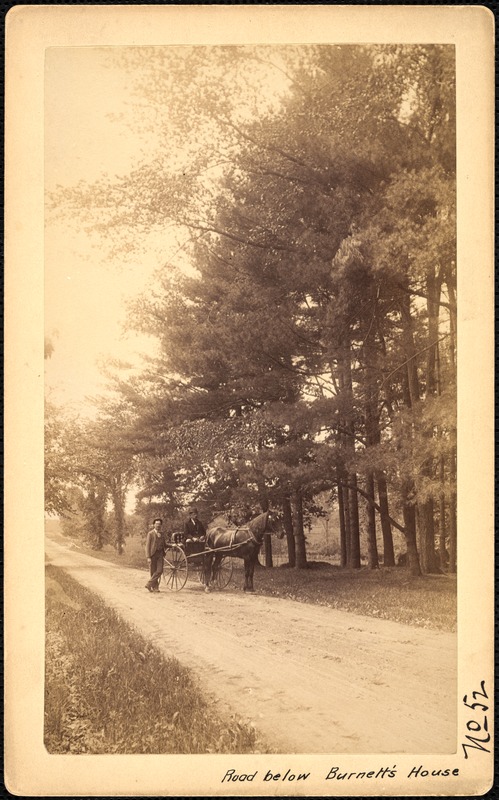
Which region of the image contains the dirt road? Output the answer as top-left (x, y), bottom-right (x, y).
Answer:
top-left (45, 537), bottom-right (457, 754)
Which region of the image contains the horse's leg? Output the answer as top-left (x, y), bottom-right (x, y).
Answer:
top-left (248, 552), bottom-right (256, 592)
top-left (203, 553), bottom-right (213, 592)
top-left (244, 555), bottom-right (255, 593)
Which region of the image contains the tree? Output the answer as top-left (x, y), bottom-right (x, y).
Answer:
top-left (44, 400), bottom-right (75, 517)
top-left (49, 400), bottom-right (137, 551)
top-left (50, 44), bottom-right (456, 576)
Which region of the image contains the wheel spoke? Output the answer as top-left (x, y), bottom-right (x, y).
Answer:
top-left (161, 545), bottom-right (188, 591)
top-left (214, 557), bottom-right (233, 589)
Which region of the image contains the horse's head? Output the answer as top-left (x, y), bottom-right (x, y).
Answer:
top-left (264, 510), bottom-right (285, 540)
top-left (247, 510), bottom-right (285, 541)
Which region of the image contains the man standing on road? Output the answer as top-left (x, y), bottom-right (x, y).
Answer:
top-left (145, 518), bottom-right (167, 593)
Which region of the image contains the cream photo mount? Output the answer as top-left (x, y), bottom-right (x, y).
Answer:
top-left (5, 4), bottom-right (494, 797)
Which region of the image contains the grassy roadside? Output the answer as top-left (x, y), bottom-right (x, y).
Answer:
top-left (45, 564), bottom-right (269, 754)
top-left (50, 532), bottom-right (456, 632)
top-left (253, 563), bottom-right (456, 631)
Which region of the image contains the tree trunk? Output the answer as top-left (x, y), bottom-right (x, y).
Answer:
top-left (257, 481), bottom-right (272, 567)
top-left (425, 267), bottom-right (443, 396)
top-left (337, 471), bottom-right (347, 568)
top-left (362, 321), bottom-right (395, 567)
top-left (341, 481), bottom-right (351, 568)
top-left (444, 274), bottom-right (457, 575)
top-left (448, 447), bottom-right (457, 573)
top-left (418, 499), bottom-right (439, 573)
top-left (111, 483), bottom-right (126, 556)
top-left (436, 454), bottom-right (447, 571)
top-left (292, 491), bottom-right (308, 569)
top-left (282, 495), bottom-right (296, 567)
top-left (85, 481), bottom-right (107, 550)
top-left (399, 298), bottom-right (427, 577)
top-left (362, 310), bottom-right (383, 570)
top-left (401, 298), bottom-right (436, 572)
top-left (445, 265), bottom-right (457, 373)
top-left (348, 473), bottom-right (361, 569)
top-left (400, 295), bottom-right (421, 408)
top-left (366, 472), bottom-right (379, 569)
top-left (438, 495), bottom-right (447, 571)
top-left (376, 472), bottom-right (395, 565)
top-left (448, 490), bottom-right (457, 573)
top-left (402, 484), bottom-right (422, 576)
top-left (263, 535), bottom-right (273, 568)
top-left (417, 269), bottom-right (443, 573)
top-left (338, 337), bottom-right (360, 569)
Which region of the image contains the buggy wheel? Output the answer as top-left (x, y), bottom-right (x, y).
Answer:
top-left (162, 545), bottom-right (188, 591)
top-left (214, 557), bottom-right (233, 589)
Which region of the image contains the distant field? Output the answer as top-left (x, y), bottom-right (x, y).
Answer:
top-left (46, 510), bottom-right (407, 568)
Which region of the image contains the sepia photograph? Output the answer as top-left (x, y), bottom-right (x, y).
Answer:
top-left (5, 5), bottom-right (494, 797)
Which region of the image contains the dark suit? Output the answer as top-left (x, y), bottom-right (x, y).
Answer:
top-left (184, 517), bottom-right (206, 541)
top-left (145, 529), bottom-right (167, 590)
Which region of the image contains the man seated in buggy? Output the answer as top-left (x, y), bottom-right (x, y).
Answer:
top-left (184, 507), bottom-right (206, 541)
top-left (183, 507), bottom-right (206, 553)
top-left (172, 507), bottom-right (206, 556)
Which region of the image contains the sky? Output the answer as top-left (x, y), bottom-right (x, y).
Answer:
top-left (44, 45), bottom-right (291, 416)
top-left (44, 47), bottom-right (161, 415)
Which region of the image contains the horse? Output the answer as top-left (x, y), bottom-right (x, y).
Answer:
top-left (202, 510), bottom-right (284, 593)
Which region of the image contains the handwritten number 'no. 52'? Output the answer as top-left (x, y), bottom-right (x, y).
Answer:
top-left (462, 681), bottom-right (490, 759)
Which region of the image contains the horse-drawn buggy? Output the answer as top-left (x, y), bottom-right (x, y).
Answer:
top-left (160, 537), bottom-right (234, 591)
top-left (160, 510), bottom-right (283, 593)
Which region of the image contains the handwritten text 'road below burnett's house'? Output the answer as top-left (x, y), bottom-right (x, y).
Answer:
top-left (221, 765), bottom-right (461, 785)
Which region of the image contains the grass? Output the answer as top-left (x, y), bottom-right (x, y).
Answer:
top-left (252, 562), bottom-right (456, 632)
top-left (48, 529), bottom-right (456, 632)
top-left (45, 564), bottom-right (267, 754)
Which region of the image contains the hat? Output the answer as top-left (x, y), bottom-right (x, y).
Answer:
top-left (188, 507), bottom-right (198, 515)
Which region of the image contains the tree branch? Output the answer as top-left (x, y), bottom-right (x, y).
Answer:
top-left (395, 281), bottom-right (452, 310)
top-left (340, 480), bottom-right (406, 534)
top-left (187, 221), bottom-right (299, 254)
top-left (381, 333), bottom-right (450, 387)
top-left (217, 116), bottom-right (321, 179)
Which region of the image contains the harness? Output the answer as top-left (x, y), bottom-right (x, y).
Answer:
top-left (205, 525), bottom-right (260, 554)
top-left (233, 526), bottom-right (260, 546)
top-left (229, 528), bottom-right (238, 549)
top-left (203, 512), bottom-right (272, 554)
